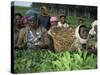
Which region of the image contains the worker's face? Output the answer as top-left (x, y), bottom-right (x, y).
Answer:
top-left (28, 20), bottom-right (36, 28)
top-left (80, 27), bottom-right (88, 39)
top-left (41, 8), bottom-right (48, 15)
top-left (15, 15), bottom-right (21, 24)
top-left (60, 17), bottom-right (65, 23)
top-left (51, 21), bottom-right (57, 26)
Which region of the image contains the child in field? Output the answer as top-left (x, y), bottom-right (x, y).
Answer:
top-left (57, 14), bottom-right (69, 28)
top-left (70, 25), bottom-right (88, 51)
top-left (38, 6), bottom-right (51, 30)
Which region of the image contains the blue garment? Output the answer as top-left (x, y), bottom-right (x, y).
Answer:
top-left (27, 29), bottom-right (42, 48)
top-left (38, 15), bottom-right (51, 30)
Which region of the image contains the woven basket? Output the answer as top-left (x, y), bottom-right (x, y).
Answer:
top-left (49, 27), bottom-right (76, 52)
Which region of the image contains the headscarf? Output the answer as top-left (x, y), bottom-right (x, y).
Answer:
top-left (89, 20), bottom-right (97, 35)
top-left (75, 25), bottom-right (88, 44)
top-left (50, 16), bottom-right (57, 22)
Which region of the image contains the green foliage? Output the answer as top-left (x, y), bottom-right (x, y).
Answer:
top-left (14, 48), bottom-right (97, 73)
top-left (67, 16), bottom-right (79, 28)
top-left (84, 17), bottom-right (94, 29)
top-left (14, 6), bottom-right (31, 15)
top-left (66, 16), bottom-right (93, 29)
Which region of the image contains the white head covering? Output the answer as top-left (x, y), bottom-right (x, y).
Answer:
top-left (89, 20), bottom-right (97, 35)
top-left (75, 25), bottom-right (88, 44)
top-left (91, 20), bottom-right (97, 28)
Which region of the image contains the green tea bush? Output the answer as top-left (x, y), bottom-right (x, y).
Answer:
top-left (14, 48), bottom-right (97, 73)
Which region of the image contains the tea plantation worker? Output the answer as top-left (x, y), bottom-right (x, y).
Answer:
top-left (70, 25), bottom-right (89, 51)
top-left (50, 16), bottom-right (58, 28)
top-left (14, 13), bottom-right (23, 48)
top-left (57, 14), bottom-right (69, 28)
top-left (16, 15), bottom-right (53, 49)
top-left (14, 13), bottom-right (22, 31)
top-left (38, 6), bottom-right (51, 30)
top-left (48, 16), bottom-right (58, 38)
top-left (14, 13), bottom-right (28, 29)
top-left (16, 18), bottom-right (28, 48)
top-left (20, 16), bottom-right (28, 28)
top-left (87, 20), bottom-right (97, 54)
